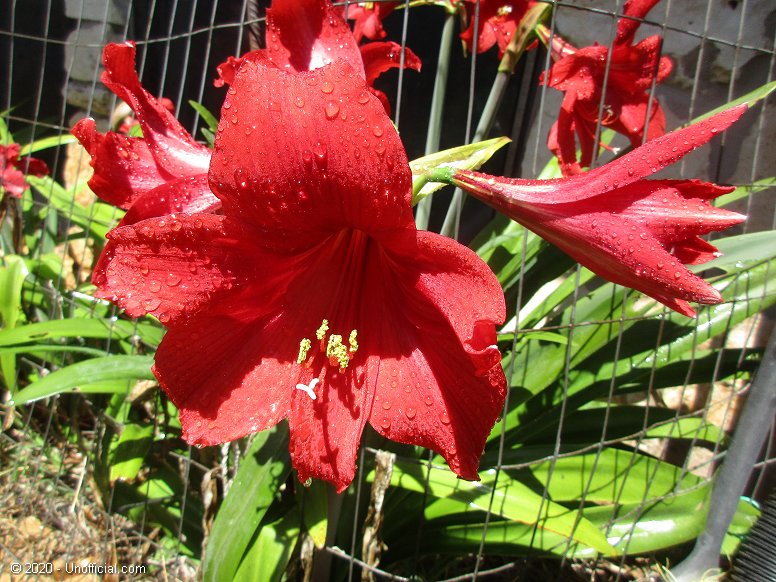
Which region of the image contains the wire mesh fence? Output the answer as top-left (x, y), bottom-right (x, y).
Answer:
top-left (1, 0), bottom-right (775, 580)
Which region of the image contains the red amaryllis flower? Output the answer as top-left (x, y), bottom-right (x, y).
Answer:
top-left (71, 42), bottom-right (219, 226)
top-left (1, 143), bottom-right (48, 198)
top-left (117, 96), bottom-right (175, 135)
top-left (214, 0), bottom-right (420, 115)
top-left (95, 59), bottom-right (506, 492)
top-left (345, 2), bottom-right (399, 42)
top-left (460, 0), bottom-right (535, 57)
top-left (445, 105), bottom-right (748, 317)
top-left (540, 0), bottom-right (673, 175)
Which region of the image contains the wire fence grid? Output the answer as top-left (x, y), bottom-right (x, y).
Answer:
top-left (1, 0), bottom-right (775, 580)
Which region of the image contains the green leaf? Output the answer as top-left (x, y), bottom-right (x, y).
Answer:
top-left (19, 133), bottom-right (77, 156)
top-left (721, 497), bottom-right (760, 556)
top-left (0, 256), bottom-right (27, 330)
top-left (524, 449), bottom-right (702, 506)
top-left (691, 80), bottom-right (776, 123)
top-left (109, 422), bottom-right (155, 484)
top-left (301, 478), bottom-right (328, 548)
top-left (233, 509), bottom-right (300, 582)
top-left (27, 175), bottom-right (121, 240)
top-left (0, 255), bottom-right (28, 392)
top-left (717, 177), bottom-right (774, 208)
top-left (0, 318), bottom-right (163, 348)
top-left (0, 115), bottom-right (9, 143)
top-left (693, 231), bottom-right (776, 274)
top-left (11, 355), bottom-right (155, 405)
top-left (416, 484), bottom-right (711, 558)
top-left (114, 467), bottom-right (203, 556)
top-left (520, 406), bottom-right (727, 446)
top-left (502, 255), bottom-right (775, 446)
top-left (189, 100), bottom-right (219, 133)
top-left (203, 424), bottom-right (292, 582)
top-left (379, 460), bottom-right (618, 555)
top-left (410, 137), bottom-right (511, 203)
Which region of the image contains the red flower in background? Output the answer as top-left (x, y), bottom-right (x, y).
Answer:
top-left (95, 59), bottom-right (506, 492)
top-left (447, 106), bottom-right (747, 317)
top-left (1, 143), bottom-right (48, 198)
top-left (346, 2), bottom-right (399, 42)
top-left (540, 0), bottom-right (673, 175)
top-left (215, 0), bottom-right (421, 115)
top-left (71, 43), bottom-right (219, 226)
top-left (460, 0), bottom-right (535, 57)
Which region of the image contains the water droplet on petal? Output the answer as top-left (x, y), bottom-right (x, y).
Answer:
top-left (149, 280), bottom-right (161, 293)
top-left (234, 168), bottom-right (249, 190)
top-left (321, 80), bottom-right (334, 94)
top-left (302, 149), bottom-right (313, 167)
top-left (325, 101), bottom-right (340, 120)
top-left (424, 395), bottom-right (433, 406)
top-left (382, 400), bottom-right (392, 410)
top-left (167, 273), bottom-right (181, 287)
top-left (440, 411), bottom-right (450, 425)
top-left (380, 417), bottom-right (391, 429)
top-left (312, 141), bottom-right (327, 167)
top-left (294, 96), bottom-right (305, 108)
top-left (144, 298), bottom-right (161, 311)
top-left (405, 407), bottom-right (416, 419)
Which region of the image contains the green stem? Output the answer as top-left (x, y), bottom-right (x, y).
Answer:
top-left (415, 13), bottom-right (455, 230)
top-left (439, 3), bottom-right (551, 239)
top-left (440, 72), bottom-right (509, 238)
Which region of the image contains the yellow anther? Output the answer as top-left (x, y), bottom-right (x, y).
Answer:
top-left (326, 334), bottom-right (350, 370)
top-left (297, 338), bottom-right (312, 364)
top-left (348, 329), bottom-right (359, 353)
top-left (316, 319), bottom-right (329, 341)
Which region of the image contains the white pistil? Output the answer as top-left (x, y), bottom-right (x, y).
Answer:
top-left (295, 378), bottom-right (319, 400)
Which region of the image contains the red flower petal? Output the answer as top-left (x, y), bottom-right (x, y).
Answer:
top-left (265, 0), bottom-right (364, 76)
top-left (153, 310), bottom-right (296, 446)
top-left (72, 118), bottom-right (172, 209)
top-left (101, 42), bottom-right (210, 177)
top-left (616, 0), bottom-right (663, 46)
top-left (610, 36), bottom-right (671, 92)
top-left (449, 107), bottom-right (748, 316)
top-left (209, 59), bottom-right (414, 249)
top-left (359, 41), bottom-right (422, 115)
top-left (471, 105), bottom-right (748, 206)
top-left (94, 214), bottom-right (281, 323)
top-left (461, 0), bottom-right (534, 57)
top-left (346, 3), bottom-right (398, 42)
top-left (288, 354), bottom-right (378, 492)
top-left (1, 144), bottom-right (49, 198)
top-left (367, 230), bottom-right (506, 480)
top-left (118, 174), bottom-right (221, 227)
top-left (360, 41), bottom-right (422, 87)
top-left (543, 0), bottom-right (673, 175)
